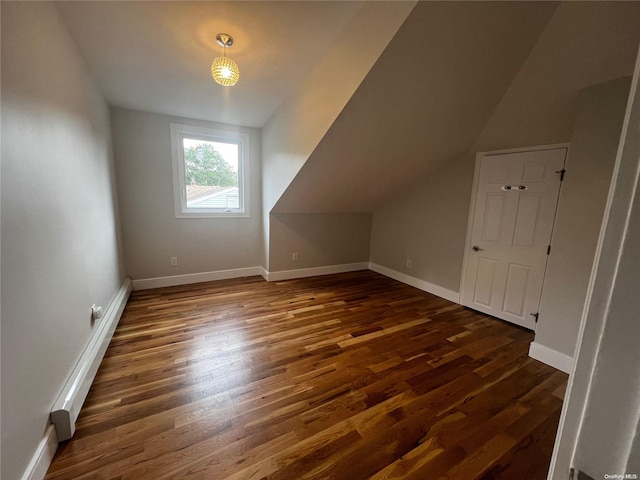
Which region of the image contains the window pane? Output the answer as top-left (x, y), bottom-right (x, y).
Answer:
top-left (171, 123), bottom-right (250, 218)
top-left (182, 138), bottom-right (239, 209)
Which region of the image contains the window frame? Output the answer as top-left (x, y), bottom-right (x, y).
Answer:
top-left (170, 123), bottom-right (250, 218)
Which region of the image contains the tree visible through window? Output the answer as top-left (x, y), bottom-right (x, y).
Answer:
top-left (184, 141), bottom-right (237, 188)
top-left (182, 139), bottom-right (239, 210)
top-left (171, 123), bottom-right (250, 218)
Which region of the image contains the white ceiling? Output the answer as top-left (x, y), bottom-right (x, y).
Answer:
top-left (55, 1), bottom-right (365, 128)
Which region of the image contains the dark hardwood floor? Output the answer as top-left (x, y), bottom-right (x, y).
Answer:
top-left (46, 270), bottom-right (567, 479)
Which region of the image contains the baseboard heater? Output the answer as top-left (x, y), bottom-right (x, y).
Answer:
top-left (50, 278), bottom-right (132, 441)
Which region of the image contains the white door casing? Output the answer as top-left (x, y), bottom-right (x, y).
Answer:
top-left (460, 147), bottom-right (567, 330)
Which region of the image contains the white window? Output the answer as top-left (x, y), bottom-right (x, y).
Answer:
top-left (170, 123), bottom-right (250, 218)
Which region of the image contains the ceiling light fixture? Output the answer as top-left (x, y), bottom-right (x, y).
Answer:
top-left (211, 33), bottom-right (239, 87)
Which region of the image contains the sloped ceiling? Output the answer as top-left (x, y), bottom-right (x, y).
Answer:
top-left (475, 1), bottom-right (640, 152)
top-left (55, 1), bottom-right (365, 127)
top-left (273, 1), bottom-right (640, 214)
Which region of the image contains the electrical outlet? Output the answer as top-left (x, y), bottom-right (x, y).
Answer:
top-left (171, 256), bottom-right (178, 266)
top-left (406, 258), bottom-right (412, 268)
top-left (292, 252), bottom-right (299, 262)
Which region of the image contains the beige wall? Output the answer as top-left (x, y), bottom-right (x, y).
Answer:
top-left (550, 55), bottom-right (640, 480)
top-left (1, 3), bottom-right (124, 479)
top-left (570, 70), bottom-right (640, 479)
top-left (275, 1), bottom-right (559, 214)
top-left (370, 159), bottom-right (474, 292)
top-left (536, 77), bottom-right (631, 357)
top-left (269, 214), bottom-right (371, 272)
top-left (261, 1), bottom-right (415, 270)
top-left (476, 2), bottom-right (640, 153)
top-left (111, 108), bottom-right (262, 280)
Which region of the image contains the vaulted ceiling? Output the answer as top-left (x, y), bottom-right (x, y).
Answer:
top-left (55, 1), bottom-right (365, 127)
top-left (55, 1), bottom-right (640, 215)
top-left (274, 1), bottom-right (640, 213)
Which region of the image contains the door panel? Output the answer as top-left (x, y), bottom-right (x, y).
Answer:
top-left (513, 195), bottom-right (541, 246)
top-left (503, 263), bottom-right (530, 317)
top-left (482, 194), bottom-right (505, 242)
top-left (461, 148), bottom-right (566, 330)
top-left (523, 162), bottom-right (547, 182)
top-left (473, 257), bottom-right (498, 307)
top-left (489, 164), bottom-right (510, 183)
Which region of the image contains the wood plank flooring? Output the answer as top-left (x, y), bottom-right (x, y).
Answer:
top-left (46, 271), bottom-right (567, 480)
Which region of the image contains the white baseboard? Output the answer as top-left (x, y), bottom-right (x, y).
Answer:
top-left (529, 341), bottom-right (574, 374)
top-left (21, 424), bottom-right (58, 480)
top-left (50, 277), bottom-right (132, 441)
top-left (264, 262), bottom-right (370, 282)
top-left (368, 262), bottom-right (461, 304)
top-left (132, 267), bottom-right (263, 290)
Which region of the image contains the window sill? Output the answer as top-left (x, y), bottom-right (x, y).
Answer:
top-left (175, 211), bottom-right (250, 219)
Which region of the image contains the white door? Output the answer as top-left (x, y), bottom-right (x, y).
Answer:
top-left (460, 148), bottom-right (566, 330)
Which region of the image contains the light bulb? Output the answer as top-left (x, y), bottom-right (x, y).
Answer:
top-left (211, 56), bottom-right (239, 86)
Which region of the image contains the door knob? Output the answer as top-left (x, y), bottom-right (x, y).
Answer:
top-left (472, 245), bottom-right (483, 252)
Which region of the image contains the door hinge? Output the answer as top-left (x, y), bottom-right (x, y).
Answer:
top-left (547, 245), bottom-right (551, 255)
top-left (531, 312), bottom-right (539, 323)
top-left (556, 168), bottom-right (566, 182)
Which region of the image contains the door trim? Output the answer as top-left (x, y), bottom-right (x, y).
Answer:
top-left (459, 143), bottom-right (570, 326)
